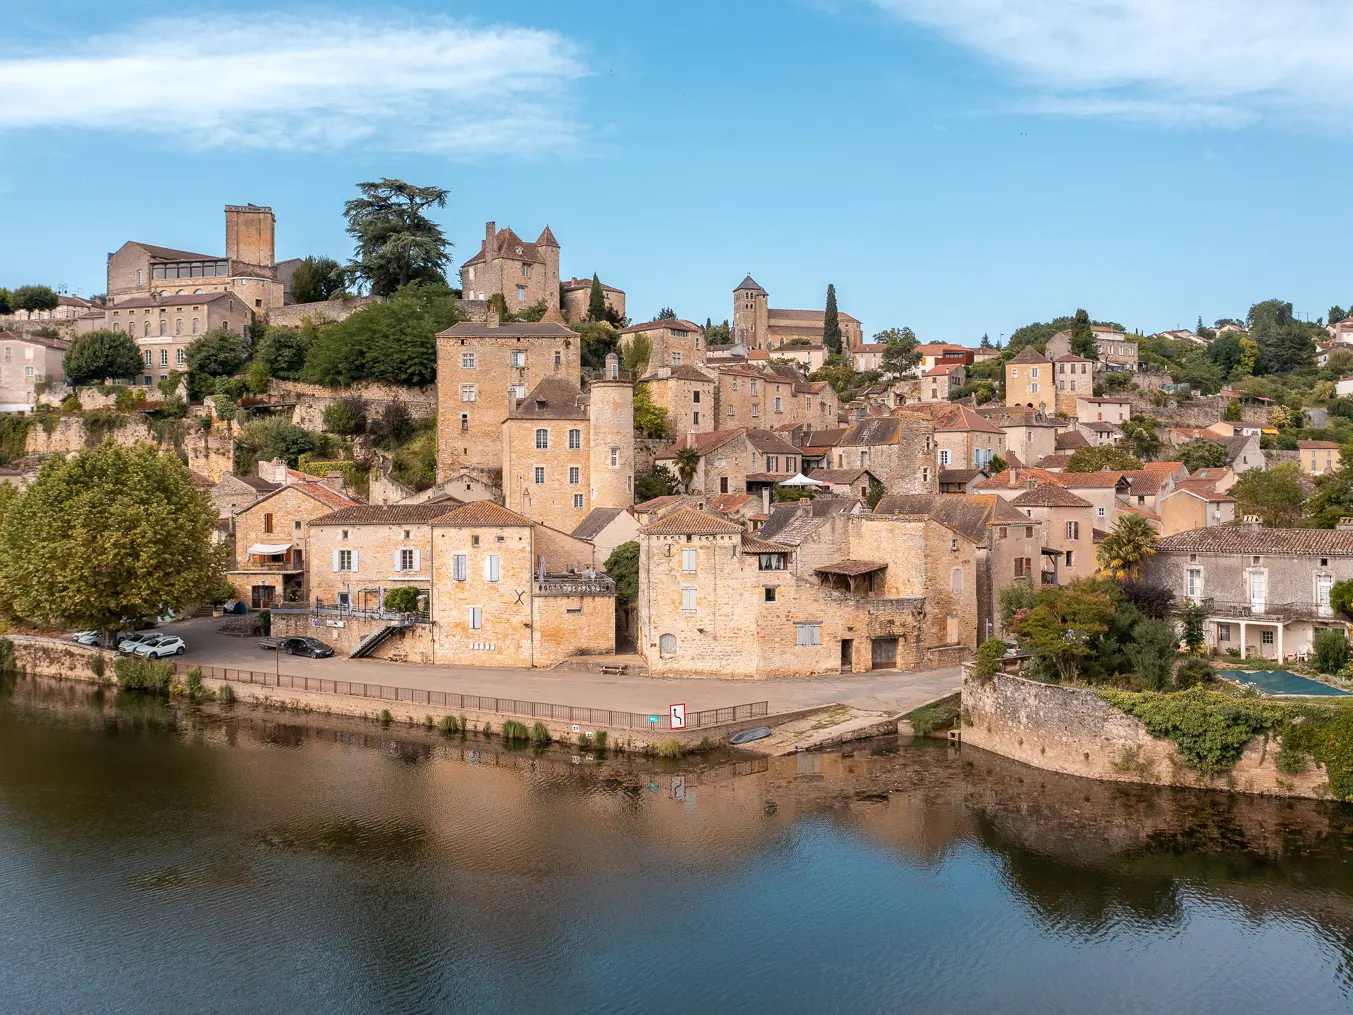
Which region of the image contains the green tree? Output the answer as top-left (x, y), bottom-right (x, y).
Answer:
top-left (1014, 580), bottom-right (1117, 682)
top-left (1124, 618), bottom-right (1178, 690)
top-left (1222, 399), bottom-right (1243, 422)
top-left (0, 442), bottom-right (221, 630)
top-left (822, 284), bottom-right (842, 355)
top-left (632, 383), bottom-right (669, 439)
top-left (1096, 514), bottom-right (1159, 580)
top-left (383, 586), bottom-right (422, 613)
top-left (156, 371), bottom-right (183, 399)
top-left (1207, 331), bottom-right (1244, 375)
top-left (655, 306), bottom-right (677, 320)
top-left (303, 281), bottom-right (460, 387)
top-left (253, 324), bottom-right (311, 380)
top-left (1314, 629), bottom-right (1350, 675)
top-left (1236, 337), bottom-right (1259, 377)
top-left (9, 284), bottom-right (60, 313)
top-left (1330, 579), bottom-right (1353, 618)
top-left (1070, 308), bottom-right (1098, 359)
top-left (289, 256), bottom-right (345, 303)
top-left (1249, 299), bottom-right (1318, 375)
top-left (1268, 404), bottom-right (1297, 430)
top-left (246, 357), bottom-right (271, 395)
top-left (342, 178), bottom-right (451, 296)
top-left (0, 289), bottom-right (9, 314)
top-left (322, 397), bottom-right (367, 435)
top-left (987, 455), bottom-right (1007, 474)
top-left (368, 400), bottom-right (415, 449)
top-left (1066, 445), bottom-right (1143, 472)
top-left (1177, 600), bottom-right (1208, 654)
top-left (186, 328), bottom-right (246, 378)
top-left (1330, 306), bottom-right (1348, 326)
top-left (1232, 463), bottom-right (1304, 526)
top-left (705, 319), bottom-right (731, 345)
top-left (575, 320), bottom-right (619, 370)
top-left (1119, 416), bottom-right (1161, 460)
top-left (622, 332), bottom-right (652, 377)
top-left (603, 540), bottom-right (639, 612)
top-left (234, 418), bottom-right (315, 471)
top-left (674, 445), bottom-right (701, 492)
top-left (1176, 438), bottom-right (1230, 472)
top-left (588, 274), bottom-right (607, 322)
top-left (979, 332), bottom-right (992, 348)
top-left (634, 466), bottom-right (679, 502)
top-left (877, 326), bottom-right (920, 379)
top-left (62, 329), bottom-right (142, 385)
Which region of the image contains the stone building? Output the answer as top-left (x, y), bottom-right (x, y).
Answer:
top-left (921, 363), bottom-right (964, 402)
top-left (1093, 327), bottom-right (1138, 370)
top-left (104, 204), bottom-right (288, 319)
top-left (653, 427), bottom-right (802, 497)
top-left (1007, 484), bottom-right (1096, 584)
top-left (227, 478), bottom-right (357, 608)
top-left (429, 501), bottom-right (613, 668)
top-left (1158, 484), bottom-right (1237, 536)
top-left (1297, 440), bottom-right (1341, 475)
top-left (619, 319), bottom-right (705, 369)
top-left (830, 416), bottom-right (939, 494)
top-left (976, 407), bottom-right (1062, 467)
top-left (732, 276), bottom-right (862, 351)
top-left (435, 311), bottom-right (582, 478)
top-left (640, 365), bottom-right (716, 435)
top-left (102, 292), bottom-right (253, 385)
top-left (500, 372), bottom-right (634, 533)
top-left (1144, 527), bottom-right (1353, 661)
top-left (1052, 354), bottom-right (1094, 414)
top-left (901, 403), bottom-right (1005, 471)
top-left (1005, 345), bottom-right (1051, 410)
top-left (305, 503), bottom-right (454, 611)
top-left (459, 222), bottom-right (560, 311)
top-left (1074, 396), bottom-right (1131, 424)
top-left (714, 364), bottom-right (795, 429)
top-left (570, 507), bottom-right (642, 569)
top-left (560, 276), bottom-right (625, 324)
top-left (0, 332), bottom-right (68, 412)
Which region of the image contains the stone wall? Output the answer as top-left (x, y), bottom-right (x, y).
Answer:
top-left (1125, 392), bottom-right (1268, 428)
top-left (264, 297), bottom-right (374, 329)
top-left (267, 379), bottom-right (437, 431)
top-left (25, 414), bottom-right (156, 455)
top-left (634, 438), bottom-right (670, 477)
top-left (961, 669), bottom-right (1330, 798)
top-left (273, 613), bottom-right (436, 662)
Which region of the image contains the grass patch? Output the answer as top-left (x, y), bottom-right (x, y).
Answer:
top-left (114, 656), bottom-right (174, 694)
top-left (907, 695), bottom-right (960, 737)
top-left (530, 721), bottom-right (551, 744)
top-left (656, 738), bottom-right (684, 759)
top-left (501, 720), bottom-right (529, 742)
top-left (438, 715), bottom-right (459, 735)
top-left (218, 683), bottom-right (235, 705)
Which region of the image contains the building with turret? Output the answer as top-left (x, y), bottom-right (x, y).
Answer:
top-left (732, 275), bottom-right (862, 352)
top-left (459, 221), bottom-right (560, 311)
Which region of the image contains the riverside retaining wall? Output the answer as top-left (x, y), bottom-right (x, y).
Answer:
top-left (960, 668), bottom-right (1331, 799)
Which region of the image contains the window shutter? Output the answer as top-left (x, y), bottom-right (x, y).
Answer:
top-left (332, 549), bottom-right (340, 572)
top-left (413, 549), bottom-right (421, 572)
top-left (351, 549), bottom-right (359, 571)
top-left (393, 550), bottom-right (402, 572)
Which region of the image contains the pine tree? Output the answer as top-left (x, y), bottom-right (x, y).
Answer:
top-left (588, 273), bottom-right (605, 322)
top-left (823, 284), bottom-right (842, 355)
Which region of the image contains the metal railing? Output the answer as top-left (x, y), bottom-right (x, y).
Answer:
top-left (233, 560), bottom-right (303, 573)
top-left (1197, 598), bottom-right (1337, 621)
top-left (270, 602), bottom-right (430, 625)
top-left (174, 662), bottom-right (768, 731)
top-left (535, 578), bottom-right (615, 596)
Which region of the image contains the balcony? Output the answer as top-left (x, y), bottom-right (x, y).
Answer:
top-left (1195, 598), bottom-right (1338, 622)
top-left (535, 575), bottom-right (615, 596)
top-left (231, 558), bottom-right (303, 574)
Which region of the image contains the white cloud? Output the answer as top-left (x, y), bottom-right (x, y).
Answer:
top-left (0, 15), bottom-right (587, 155)
top-left (871, 1), bottom-right (1353, 128)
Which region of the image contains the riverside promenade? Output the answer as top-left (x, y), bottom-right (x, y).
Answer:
top-left (169, 616), bottom-right (961, 717)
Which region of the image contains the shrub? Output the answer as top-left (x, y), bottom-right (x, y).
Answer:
top-left (459, 714), bottom-right (467, 734)
top-left (210, 394), bottom-right (237, 422)
top-left (323, 397), bottom-right (368, 435)
top-left (656, 738), bottom-right (684, 759)
top-left (1173, 656), bottom-right (1214, 689)
top-left (1097, 689), bottom-right (1282, 778)
top-left (0, 637), bottom-right (13, 671)
top-left (594, 730), bottom-right (608, 750)
top-left (114, 656), bottom-right (174, 694)
top-left (1330, 579), bottom-right (1353, 619)
top-left (218, 683), bottom-right (235, 705)
top-left (483, 722), bottom-right (493, 737)
top-left (383, 586), bottom-right (421, 613)
top-left (577, 731), bottom-right (591, 748)
top-left (60, 394), bottom-right (82, 412)
top-left (502, 720), bottom-right (529, 742)
top-left (1125, 619), bottom-right (1179, 691)
top-left (530, 721), bottom-right (551, 744)
top-left (907, 699), bottom-right (960, 736)
top-left (438, 715), bottom-right (458, 735)
top-left (186, 666), bottom-right (203, 695)
top-left (380, 709), bottom-right (392, 725)
top-left (88, 653), bottom-right (105, 679)
top-left (973, 639), bottom-right (1007, 682)
top-left (1314, 629), bottom-right (1350, 675)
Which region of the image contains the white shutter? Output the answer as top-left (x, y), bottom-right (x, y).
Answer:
top-left (351, 549), bottom-right (359, 572)
top-left (393, 550), bottom-right (402, 572)
top-left (332, 549), bottom-right (340, 572)
top-left (413, 549), bottom-right (421, 572)
top-left (484, 556), bottom-right (492, 580)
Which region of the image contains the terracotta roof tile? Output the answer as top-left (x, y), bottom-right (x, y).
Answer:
top-left (313, 503), bottom-right (459, 526)
top-left (640, 508), bottom-right (743, 536)
top-left (1010, 485), bottom-right (1093, 508)
top-left (740, 533), bottom-right (793, 554)
top-left (1008, 345), bottom-right (1050, 364)
top-left (432, 501), bottom-right (533, 527)
top-left (1156, 528), bottom-right (1353, 555)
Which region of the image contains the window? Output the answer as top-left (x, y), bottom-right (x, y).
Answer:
top-left (1030, 367), bottom-right (1039, 378)
top-left (1025, 526), bottom-right (1033, 538)
top-left (485, 555), bottom-right (500, 582)
top-left (1218, 623), bottom-right (1231, 643)
top-left (1186, 567), bottom-right (1203, 603)
top-left (517, 286), bottom-right (526, 303)
top-left (795, 623), bottom-right (821, 647)
top-left (1030, 383), bottom-right (1039, 394)
top-left (554, 350), bottom-right (562, 367)
top-left (999, 526), bottom-right (1008, 540)
top-left (568, 428), bottom-right (581, 449)
top-left (160, 348), bottom-right (168, 366)
top-left (1011, 367), bottom-right (1019, 378)
top-left (462, 352), bottom-right (476, 369)
top-left (192, 318), bottom-right (199, 334)
top-left (158, 319), bottom-right (166, 336)
top-left (774, 396), bottom-right (782, 413)
top-left (921, 467), bottom-right (931, 484)
top-left (1065, 521), bottom-right (1079, 539)
top-left (1065, 551), bottom-right (1074, 568)
top-left (534, 466), bottom-right (545, 484)
top-left (766, 456), bottom-right (778, 473)
top-left (671, 352), bottom-right (682, 366)
top-left (469, 607), bottom-right (483, 630)
top-left (659, 633), bottom-right (677, 656)
top-left (336, 549), bottom-right (354, 571)
top-left (1015, 557), bottom-right (1031, 578)
top-left (693, 411), bottom-right (700, 425)
top-left (752, 402), bottom-right (759, 418)
top-left (460, 413), bottom-right (469, 432)
top-left (461, 384), bottom-right (477, 403)
top-left (765, 587), bottom-right (778, 602)
top-left (399, 549), bottom-right (415, 571)
top-left (471, 535), bottom-right (480, 547)
top-left (176, 348), bottom-right (185, 365)
top-left (951, 567), bottom-right (962, 594)
top-left (512, 383), bottom-right (526, 399)
top-left (573, 493), bottom-right (584, 509)
top-left (453, 554), bottom-right (467, 581)
top-left (610, 447), bottom-right (620, 468)
top-left (682, 587), bottom-right (697, 612)
top-left (938, 449), bottom-right (951, 466)
top-left (758, 554), bottom-right (786, 571)
top-left (522, 263), bottom-right (531, 278)
top-left (511, 350), bottom-right (525, 368)
top-left (1096, 507), bottom-right (1106, 518)
top-left (535, 428), bottom-right (549, 449)
top-left (750, 380), bottom-right (759, 394)
top-left (569, 466), bottom-right (580, 485)
top-left (1261, 630), bottom-right (1274, 646)
top-left (681, 548), bottom-right (697, 573)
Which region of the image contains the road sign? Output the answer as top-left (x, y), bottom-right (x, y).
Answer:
top-left (670, 703), bottom-right (686, 730)
top-left (671, 775), bottom-right (686, 801)
top-left (648, 715), bottom-right (659, 725)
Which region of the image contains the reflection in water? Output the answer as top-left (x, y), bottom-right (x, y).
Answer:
top-left (2, 674), bottom-right (1352, 1014)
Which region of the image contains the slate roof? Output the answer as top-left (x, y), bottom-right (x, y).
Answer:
top-left (1010, 485), bottom-right (1093, 508)
top-left (432, 501), bottom-right (533, 527)
top-left (561, 276), bottom-right (623, 294)
top-left (462, 226), bottom-right (551, 267)
top-left (815, 560), bottom-right (888, 576)
top-left (641, 364), bottom-right (715, 383)
top-left (740, 533), bottom-right (794, 554)
top-left (437, 321), bottom-right (578, 340)
top-left (509, 377), bottom-right (587, 420)
top-left (1156, 528), bottom-right (1353, 556)
top-left (758, 498), bottom-right (861, 544)
top-left (1165, 483), bottom-right (1235, 504)
top-left (131, 241), bottom-right (219, 261)
top-left (915, 403), bottom-right (1004, 434)
top-left (640, 508), bottom-right (743, 536)
top-left (1054, 430), bottom-right (1090, 451)
top-left (621, 319), bottom-right (703, 335)
top-left (873, 493), bottom-right (1028, 543)
top-left (313, 503), bottom-right (460, 526)
top-left (1298, 440), bottom-right (1341, 450)
top-left (571, 507), bottom-right (626, 542)
top-left (735, 275), bottom-right (766, 294)
top-left (808, 468), bottom-right (873, 485)
top-left (111, 292), bottom-right (235, 309)
top-left (0, 331), bottom-right (69, 350)
top-left (839, 417), bottom-right (910, 446)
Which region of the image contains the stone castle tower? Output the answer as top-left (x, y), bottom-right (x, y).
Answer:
top-left (460, 221), bottom-right (560, 309)
top-left (225, 204), bottom-right (275, 269)
top-left (588, 353), bottom-right (635, 509)
top-left (733, 275), bottom-right (768, 349)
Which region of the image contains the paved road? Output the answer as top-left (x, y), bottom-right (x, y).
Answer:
top-left (164, 616), bottom-right (961, 716)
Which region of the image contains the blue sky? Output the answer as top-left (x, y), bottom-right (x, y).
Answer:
top-left (2, 1), bottom-right (1350, 342)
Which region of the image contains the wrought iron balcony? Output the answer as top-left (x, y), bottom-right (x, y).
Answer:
top-left (1194, 598), bottom-right (1338, 621)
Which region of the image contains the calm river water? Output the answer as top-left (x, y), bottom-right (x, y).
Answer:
top-left (3, 675), bottom-right (1353, 1014)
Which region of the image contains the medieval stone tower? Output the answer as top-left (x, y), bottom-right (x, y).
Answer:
top-left (588, 353), bottom-right (635, 509)
top-left (733, 275), bottom-right (769, 349)
top-left (225, 204), bottom-right (275, 269)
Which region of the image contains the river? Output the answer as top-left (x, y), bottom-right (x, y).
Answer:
top-left (2, 674), bottom-right (1352, 1014)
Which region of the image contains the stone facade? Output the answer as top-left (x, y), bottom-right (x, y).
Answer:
top-left (435, 318), bottom-right (582, 478)
top-left (1158, 487), bottom-right (1237, 536)
top-left (620, 319), bottom-right (705, 369)
top-left (831, 416), bottom-right (939, 494)
top-left (653, 428), bottom-right (802, 497)
top-left (1074, 396), bottom-right (1131, 424)
top-left (714, 365), bottom-right (802, 429)
top-left (227, 482), bottom-right (356, 608)
top-left (1005, 345), bottom-right (1051, 410)
top-left (560, 276), bottom-right (625, 324)
top-left (306, 505), bottom-right (446, 609)
top-left (0, 332), bottom-right (67, 412)
top-left (101, 291), bottom-right (253, 385)
top-left (459, 222), bottom-right (560, 310)
top-left (732, 275), bottom-right (862, 351)
top-left (640, 366), bottom-right (716, 435)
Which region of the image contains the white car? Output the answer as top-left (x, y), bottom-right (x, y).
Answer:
top-left (117, 632), bottom-right (160, 654)
top-left (71, 630), bottom-right (101, 646)
top-left (133, 635), bottom-right (185, 659)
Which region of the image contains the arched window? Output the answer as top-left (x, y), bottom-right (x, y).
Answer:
top-left (159, 319), bottom-right (166, 336)
top-left (175, 319), bottom-right (182, 335)
top-left (659, 634), bottom-right (676, 656)
top-left (535, 428), bottom-right (549, 450)
top-left (143, 321), bottom-right (151, 337)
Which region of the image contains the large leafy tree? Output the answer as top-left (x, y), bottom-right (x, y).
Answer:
top-left (9, 284), bottom-right (60, 313)
top-left (1231, 463), bottom-right (1304, 526)
top-left (0, 442), bottom-right (221, 630)
top-left (290, 256), bottom-right (345, 304)
top-left (822, 284), bottom-right (842, 355)
top-left (1013, 580), bottom-right (1116, 682)
top-left (303, 282), bottom-right (461, 387)
top-left (63, 329), bottom-right (142, 384)
top-left (1177, 438), bottom-right (1229, 472)
top-left (603, 541), bottom-right (639, 613)
top-left (1066, 445), bottom-right (1143, 472)
top-left (1096, 514), bottom-right (1159, 580)
top-left (252, 324), bottom-right (311, 380)
top-left (343, 178), bottom-right (451, 296)
top-left (1248, 299), bottom-right (1318, 374)
top-left (632, 384), bottom-right (669, 439)
top-left (877, 326), bottom-right (920, 379)
top-left (1069, 308), bottom-right (1098, 359)
top-left (1119, 416), bottom-right (1161, 460)
top-left (575, 320), bottom-right (619, 370)
top-left (186, 328), bottom-right (246, 377)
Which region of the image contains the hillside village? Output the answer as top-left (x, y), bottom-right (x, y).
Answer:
top-left (6, 187), bottom-right (1353, 681)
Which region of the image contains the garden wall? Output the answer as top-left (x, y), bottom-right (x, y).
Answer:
top-left (960, 668), bottom-right (1330, 799)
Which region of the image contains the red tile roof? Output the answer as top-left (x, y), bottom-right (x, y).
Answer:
top-left (640, 508), bottom-right (743, 536)
top-left (432, 501), bottom-right (533, 527)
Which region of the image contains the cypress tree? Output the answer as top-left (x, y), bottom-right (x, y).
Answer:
top-left (823, 284), bottom-right (842, 355)
top-left (588, 273), bottom-right (605, 322)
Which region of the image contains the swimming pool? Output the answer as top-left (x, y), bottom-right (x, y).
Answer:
top-left (1219, 670), bottom-right (1352, 696)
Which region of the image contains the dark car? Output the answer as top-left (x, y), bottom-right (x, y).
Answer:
top-left (260, 637), bottom-right (334, 658)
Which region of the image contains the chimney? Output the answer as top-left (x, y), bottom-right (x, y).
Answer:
top-left (485, 221), bottom-right (496, 254)
top-left (258, 458), bottom-right (288, 485)
top-left (1008, 468), bottom-right (1017, 488)
top-left (1338, 517), bottom-right (1353, 530)
top-left (487, 309), bottom-right (500, 328)
top-left (320, 471), bottom-right (347, 494)
top-left (762, 487), bottom-right (771, 516)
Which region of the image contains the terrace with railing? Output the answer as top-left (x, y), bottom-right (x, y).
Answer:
top-left (270, 600), bottom-right (431, 626)
top-left (1194, 598), bottom-right (1339, 621)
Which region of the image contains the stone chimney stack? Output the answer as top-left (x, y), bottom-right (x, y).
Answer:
top-left (484, 221), bottom-right (496, 254)
top-left (762, 487), bottom-right (771, 516)
top-left (1337, 517), bottom-right (1353, 530)
top-left (320, 471), bottom-right (347, 494)
top-left (258, 458), bottom-right (289, 485)
top-left (487, 309), bottom-right (500, 328)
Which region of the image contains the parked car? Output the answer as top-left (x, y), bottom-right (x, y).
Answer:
top-left (118, 632), bottom-right (161, 654)
top-left (259, 637), bottom-right (334, 658)
top-left (133, 635), bottom-right (185, 659)
top-left (71, 630), bottom-right (101, 646)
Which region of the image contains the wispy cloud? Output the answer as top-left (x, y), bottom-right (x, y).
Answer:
top-left (0, 15), bottom-right (587, 155)
top-left (871, 1), bottom-right (1353, 129)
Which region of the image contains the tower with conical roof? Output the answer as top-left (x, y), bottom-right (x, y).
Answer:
top-left (536, 226), bottom-right (560, 308)
top-left (733, 275), bottom-right (768, 349)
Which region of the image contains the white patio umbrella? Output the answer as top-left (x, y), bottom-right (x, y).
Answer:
top-left (778, 473), bottom-right (825, 487)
